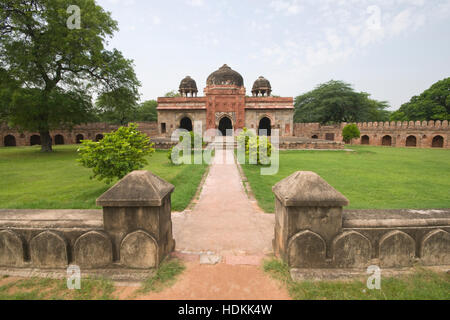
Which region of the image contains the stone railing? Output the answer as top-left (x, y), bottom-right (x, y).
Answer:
top-left (0, 171), bottom-right (175, 277)
top-left (273, 172), bottom-right (450, 273)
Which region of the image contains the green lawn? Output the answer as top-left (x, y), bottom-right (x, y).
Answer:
top-left (264, 259), bottom-right (450, 300)
top-left (241, 146), bottom-right (450, 212)
top-left (0, 145), bottom-right (208, 211)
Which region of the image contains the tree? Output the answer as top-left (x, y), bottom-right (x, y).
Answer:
top-left (95, 87), bottom-right (139, 125)
top-left (294, 80), bottom-right (390, 124)
top-left (77, 123), bottom-right (155, 184)
top-left (342, 124), bottom-right (361, 144)
top-left (0, 0), bottom-right (140, 152)
top-left (164, 90), bottom-right (181, 98)
top-left (134, 100), bottom-right (158, 122)
top-left (390, 77), bottom-right (450, 122)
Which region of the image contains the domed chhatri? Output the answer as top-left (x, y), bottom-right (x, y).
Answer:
top-left (179, 76), bottom-right (198, 97)
top-left (252, 76), bottom-right (272, 97)
top-left (206, 64), bottom-right (244, 87)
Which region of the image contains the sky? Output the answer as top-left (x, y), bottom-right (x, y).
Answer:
top-left (96, 0), bottom-right (450, 110)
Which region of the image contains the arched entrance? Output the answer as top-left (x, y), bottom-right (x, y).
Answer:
top-left (432, 135), bottom-right (444, 148)
top-left (4, 135), bottom-right (16, 147)
top-left (54, 134), bottom-right (65, 145)
top-left (311, 135), bottom-right (318, 139)
top-left (95, 134), bottom-right (104, 142)
top-left (180, 117), bottom-right (193, 132)
top-left (382, 135), bottom-right (392, 146)
top-left (406, 136), bottom-right (417, 147)
top-left (76, 134), bottom-right (84, 144)
top-left (361, 135), bottom-right (370, 145)
top-left (218, 117), bottom-right (233, 136)
top-left (258, 117), bottom-right (272, 136)
top-left (30, 135), bottom-right (41, 146)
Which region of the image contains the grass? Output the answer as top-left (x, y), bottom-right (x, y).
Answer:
top-left (0, 276), bottom-right (116, 300)
top-left (263, 259), bottom-right (450, 300)
top-left (137, 258), bottom-right (185, 294)
top-left (241, 146), bottom-right (450, 212)
top-left (0, 145), bottom-right (208, 211)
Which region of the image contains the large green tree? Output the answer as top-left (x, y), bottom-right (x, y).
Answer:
top-left (134, 99), bottom-right (158, 122)
top-left (294, 80), bottom-right (391, 124)
top-left (95, 87), bottom-right (139, 125)
top-left (0, 0), bottom-right (140, 152)
top-left (390, 77), bottom-right (450, 122)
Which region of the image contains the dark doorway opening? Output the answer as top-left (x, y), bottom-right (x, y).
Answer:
top-left (258, 117), bottom-right (272, 136)
top-left (30, 135), bottom-right (41, 146)
top-left (325, 133), bottom-right (335, 141)
top-left (4, 135), bottom-right (16, 147)
top-left (382, 135), bottom-right (392, 146)
top-left (311, 135), bottom-right (318, 139)
top-left (406, 136), bottom-right (417, 147)
top-left (432, 135), bottom-right (444, 148)
top-left (54, 135), bottom-right (65, 145)
top-left (361, 135), bottom-right (370, 145)
top-left (95, 134), bottom-right (104, 142)
top-left (180, 117), bottom-right (193, 132)
top-left (218, 117), bottom-right (233, 136)
top-left (76, 134), bottom-right (84, 144)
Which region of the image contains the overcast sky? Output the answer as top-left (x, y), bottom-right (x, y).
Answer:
top-left (96, 0), bottom-right (450, 110)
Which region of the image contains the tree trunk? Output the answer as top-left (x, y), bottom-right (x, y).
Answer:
top-left (40, 130), bottom-right (53, 152)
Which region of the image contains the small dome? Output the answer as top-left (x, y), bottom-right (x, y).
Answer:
top-left (206, 64), bottom-right (244, 87)
top-left (179, 76), bottom-right (198, 97)
top-left (252, 76), bottom-right (272, 96)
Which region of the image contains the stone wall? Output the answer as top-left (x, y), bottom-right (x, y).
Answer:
top-left (273, 172), bottom-right (450, 272)
top-left (294, 121), bottom-right (450, 148)
top-left (0, 171), bottom-right (175, 274)
top-left (0, 122), bottom-right (159, 147)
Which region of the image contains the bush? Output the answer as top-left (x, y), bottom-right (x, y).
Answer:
top-left (78, 123), bottom-right (155, 184)
top-left (178, 131), bottom-right (204, 149)
top-left (237, 128), bottom-right (272, 165)
top-left (342, 124), bottom-right (361, 143)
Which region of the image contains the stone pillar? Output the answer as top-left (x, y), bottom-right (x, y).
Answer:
top-left (96, 170), bottom-right (176, 269)
top-left (272, 171), bottom-right (349, 268)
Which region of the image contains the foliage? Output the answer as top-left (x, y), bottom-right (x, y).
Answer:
top-left (390, 77), bottom-right (450, 121)
top-left (77, 123), bottom-right (154, 184)
top-left (294, 80), bottom-right (391, 124)
top-left (0, 0), bottom-right (140, 151)
top-left (134, 100), bottom-right (158, 122)
top-left (164, 90), bottom-right (181, 98)
top-left (342, 124), bottom-right (361, 143)
top-left (95, 87), bottom-right (139, 125)
top-left (237, 128), bottom-right (272, 165)
top-left (168, 131), bottom-right (204, 164)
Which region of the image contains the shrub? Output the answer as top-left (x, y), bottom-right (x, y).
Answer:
top-left (78, 123), bottom-right (155, 184)
top-left (237, 128), bottom-right (272, 165)
top-left (342, 124), bottom-right (361, 143)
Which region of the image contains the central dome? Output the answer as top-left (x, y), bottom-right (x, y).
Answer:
top-left (206, 64), bottom-right (244, 87)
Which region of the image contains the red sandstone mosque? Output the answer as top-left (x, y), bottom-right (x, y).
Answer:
top-left (156, 64), bottom-right (294, 137)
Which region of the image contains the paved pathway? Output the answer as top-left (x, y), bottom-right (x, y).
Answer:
top-left (121, 150), bottom-right (287, 299)
top-left (172, 148), bottom-right (275, 258)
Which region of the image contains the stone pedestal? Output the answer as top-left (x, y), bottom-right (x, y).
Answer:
top-left (97, 170), bottom-right (176, 269)
top-left (272, 171), bottom-right (349, 268)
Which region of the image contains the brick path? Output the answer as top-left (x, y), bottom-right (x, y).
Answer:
top-left (129, 149), bottom-right (289, 300)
